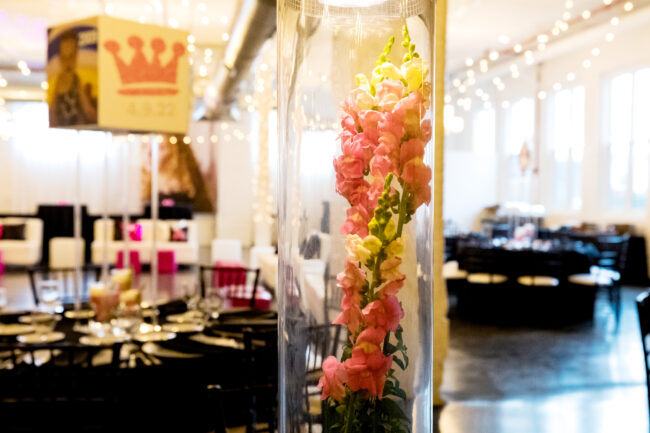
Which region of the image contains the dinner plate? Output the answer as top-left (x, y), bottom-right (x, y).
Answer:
top-left (64, 309), bottom-right (95, 320)
top-left (166, 311), bottom-right (205, 323)
top-left (0, 324), bottom-right (34, 336)
top-left (79, 335), bottom-right (128, 346)
top-left (141, 342), bottom-right (202, 359)
top-left (133, 331), bottom-right (176, 343)
top-left (190, 333), bottom-right (244, 349)
top-left (17, 331), bottom-right (65, 344)
top-left (18, 313), bottom-right (62, 324)
top-left (162, 323), bottom-right (204, 334)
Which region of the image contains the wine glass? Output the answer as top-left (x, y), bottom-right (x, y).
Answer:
top-left (36, 280), bottom-right (63, 313)
top-left (181, 283), bottom-right (201, 312)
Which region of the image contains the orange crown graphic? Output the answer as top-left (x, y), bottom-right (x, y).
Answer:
top-left (104, 36), bottom-right (185, 95)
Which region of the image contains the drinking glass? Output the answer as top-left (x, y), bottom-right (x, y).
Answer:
top-left (37, 280), bottom-right (63, 313)
top-left (0, 288), bottom-right (7, 312)
top-left (181, 282), bottom-right (201, 312)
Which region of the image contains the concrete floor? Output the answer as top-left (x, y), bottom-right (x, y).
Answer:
top-left (437, 287), bottom-right (650, 433)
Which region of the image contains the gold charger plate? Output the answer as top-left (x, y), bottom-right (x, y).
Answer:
top-left (141, 342), bottom-right (202, 359)
top-left (133, 331), bottom-right (176, 343)
top-left (79, 335), bottom-right (128, 346)
top-left (17, 332), bottom-right (65, 344)
top-left (0, 324), bottom-right (35, 336)
top-left (162, 323), bottom-right (204, 334)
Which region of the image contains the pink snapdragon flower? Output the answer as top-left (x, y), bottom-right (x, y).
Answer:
top-left (362, 295), bottom-right (404, 332)
top-left (344, 327), bottom-right (392, 398)
top-left (380, 256), bottom-right (404, 282)
top-left (341, 205), bottom-right (372, 237)
top-left (375, 80), bottom-right (404, 112)
top-left (402, 157), bottom-right (432, 210)
top-left (318, 356), bottom-right (348, 402)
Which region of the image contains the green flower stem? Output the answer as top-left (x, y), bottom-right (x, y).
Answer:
top-left (343, 392), bottom-right (358, 433)
top-left (396, 185), bottom-right (410, 239)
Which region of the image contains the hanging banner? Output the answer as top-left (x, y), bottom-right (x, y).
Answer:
top-left (47, 16), bottom-right (190, 134)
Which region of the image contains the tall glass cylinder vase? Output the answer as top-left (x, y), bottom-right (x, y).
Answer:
top-left (277, 1), bottom-right (435, 432)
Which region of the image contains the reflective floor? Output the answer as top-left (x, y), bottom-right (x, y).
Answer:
top-left (438, 287), bottom-right (649, 433)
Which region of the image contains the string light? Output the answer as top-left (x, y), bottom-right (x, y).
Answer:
top-left (210, 135), bottom-right (218, 143)
top-left (604, 0), bottom-right (613, 4)
top-left (465, 58), bottom-right (474, 67)
top-left (187, 34), bottom-right (195, 44)
top-left (40, 81), bottom-right (48, 90)
top-left (562, 11), bottom-right (571, 20)
top-left (610, 16), bottom-right (620, 25)
top-left (221, 33), bottom-right (229, 41)
top-left (537, 91), bottom-right (547, 100)
top-left (489, 51), bottom-right (499, 61)
top-left (582, 10), bottom-right (591, 19)
top-left (565, 0), bottom-right (574, 8)
top-left (479, 59), bottom-right (489, 72)
top-left (498, 35), bottom-right (510, 45)
top-left (183, 136), bottom-right (191, 144)
top-left (567, 72), bottom-right (576, 81)
top-left (592, 47), bottom-right (601, 56)
top-left (624, 2), bottom-right (634, 12)
top-left (605, 32), bottom-right (615, 42)
top-left (537, 34), bottom-right (549, 44)
top-left (582, 59), bottom-right (592, 69)
top-left (0, 78), bottom-right (7, 87)
top-left (553, 82), bottom-right (562, 91)
top-left (513, 44), bottom-right (523, 53)
top-left (169, 136), bottom-right (178, 144)
top-left (197, 136), bottom-right (205, 144)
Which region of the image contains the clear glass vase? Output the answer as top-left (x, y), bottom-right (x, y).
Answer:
top-left (277, 1), bottom-right (435, 432)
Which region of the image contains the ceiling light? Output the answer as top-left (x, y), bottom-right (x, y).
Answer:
top-left (553, 82), bottom-right (562, 91)
top-left (513, 44), bottom-right (523, 53)
top-left (221, 32), bottom-right (229, 41)
top-left (611, 16), bottom-right (620, 25)
top-left (567, 72), bottom-right (576, 81)
top-left (624, 2), bottom-right (633, 12)
top-left (489, 51), bottom-right (499, 61)
top-left (605, 32), bottom-right (615, 41)
top-left (537, 91), bottom-right (547, 100)
top-left (592, 47), bottom-right (600, 56)
top-left (583, 59), bottom-right (592, 68)
top-left (582, 10), bottom-right (591, 19)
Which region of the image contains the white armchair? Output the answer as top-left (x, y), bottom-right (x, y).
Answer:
top-left (0, 217), bottom-right (43, 266)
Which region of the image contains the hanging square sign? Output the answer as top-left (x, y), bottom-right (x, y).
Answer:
top-left (47, 16), bottom-right (190, 134)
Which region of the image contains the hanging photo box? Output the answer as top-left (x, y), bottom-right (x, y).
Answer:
top-left (47, 16), bottom-right (190, 134)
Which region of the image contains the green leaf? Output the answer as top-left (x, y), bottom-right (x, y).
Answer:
top-left (393, 356), bottom-right (405, 370)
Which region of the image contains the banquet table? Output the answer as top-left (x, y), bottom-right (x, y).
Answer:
top-left (0, 302), bottom-right (278, 432)
top-left (451, 240), bottom-right (597, 325)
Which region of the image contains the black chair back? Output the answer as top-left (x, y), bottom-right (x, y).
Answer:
top-left (199, 265), bottom-right (261, 309)
top-left (597, 234), bottom-right (630, 275)
top-left (636, 291), bottom-right (650, 413)
top-left (27, 264), bottom-right (102, 306)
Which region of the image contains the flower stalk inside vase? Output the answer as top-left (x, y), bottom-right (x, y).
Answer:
top-left (318, 25), bottom-right (432, 433)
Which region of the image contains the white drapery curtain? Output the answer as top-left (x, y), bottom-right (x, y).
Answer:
top-left (1, 102), bottom-right (142, 216)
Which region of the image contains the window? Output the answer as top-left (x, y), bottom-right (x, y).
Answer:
top-left (603, 68), bottom-right (650, 210)
top-left (502, 98), bottom-right (535, 202)
top-left (472, 107), bottom-right (495, 154)
top-left (549, 86), bottom-right (585, 210)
